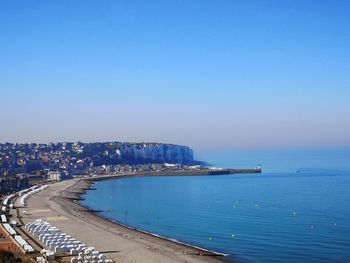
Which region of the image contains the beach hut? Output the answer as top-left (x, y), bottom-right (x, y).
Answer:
top-left (1, 214), bottom-right (7, 223)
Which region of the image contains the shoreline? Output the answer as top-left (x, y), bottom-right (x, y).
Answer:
top-left (61, 169), bottom-right (263, 260)
top-left (63, 179), bottom-right (231, 262)
top-left (21, 178), bottom-right (232, 263)
top-left (76, 179), bottom-right (230, 258)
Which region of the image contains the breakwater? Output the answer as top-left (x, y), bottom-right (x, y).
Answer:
top-left (86, 168), bottom-right (261, 181)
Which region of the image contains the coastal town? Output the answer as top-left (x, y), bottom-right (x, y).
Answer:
top-left (0, 142), bottom-right (201, 194)
top-left (0, 142), bottom-right (199, 263)
top-left (0, 142), bottom-right (262, 194)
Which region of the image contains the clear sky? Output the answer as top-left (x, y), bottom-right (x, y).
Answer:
top-left (1, 0), bottom-right (349, 150)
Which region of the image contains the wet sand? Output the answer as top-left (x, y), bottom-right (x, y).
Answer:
top-left (19, 179), bottom-right (230, 263)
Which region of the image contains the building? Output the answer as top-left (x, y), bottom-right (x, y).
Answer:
top-left (48, 172), bottom-right (62, 181)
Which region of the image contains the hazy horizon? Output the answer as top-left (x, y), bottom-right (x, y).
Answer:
top-left (1, 1), bottom-right (349, 150)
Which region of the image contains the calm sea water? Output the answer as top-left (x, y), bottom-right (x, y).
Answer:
top-left (81, 149), bottom-right (350, 263)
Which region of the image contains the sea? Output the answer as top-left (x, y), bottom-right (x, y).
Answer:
top-left (80, 148), bottom-right (350, 263)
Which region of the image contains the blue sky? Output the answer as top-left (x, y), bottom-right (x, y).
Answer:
top-left (1, 0), bottom-right (349, 149)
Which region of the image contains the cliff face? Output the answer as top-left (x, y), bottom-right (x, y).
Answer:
top-left (118, 143), bottom-right (194, 165)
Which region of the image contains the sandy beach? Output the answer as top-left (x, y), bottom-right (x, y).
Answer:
top-left (18, 179), bottom-right (229, 263)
